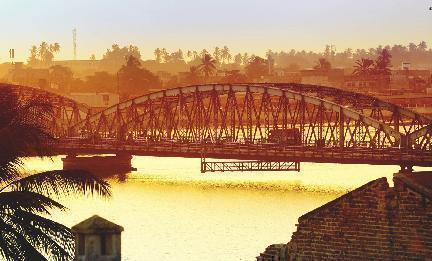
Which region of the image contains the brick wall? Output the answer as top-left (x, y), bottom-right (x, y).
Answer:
top-left (258, 175), bottom-right (432, 260)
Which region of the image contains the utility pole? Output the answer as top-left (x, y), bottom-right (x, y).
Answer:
top-left (73, 28), bottom-right (77, 60)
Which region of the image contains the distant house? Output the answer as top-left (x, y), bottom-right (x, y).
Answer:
top-left (69, 92), bottom-right (119, 109)
top-left (6, 62), bottom-right (49, 88)
top-left (390, 69), bottom-right (431, 91)
top-left (156, 71), bottom-right (173, 85)
top-left (344, 75), bottom-right (389, 92)
top-left (266, 69), bottom-right (301, 83)
top-left (300, 68), bottom-right (344, 87)
top-left (378, 93), bottom-right (432, 116)
top-left (53, 60), bottom-right (100, 78)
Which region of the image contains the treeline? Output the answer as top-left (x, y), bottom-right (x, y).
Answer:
top-left (8, 40), bottom-right (431, 99)
top-left (267, 42), bottom-right (432, 69)
top-left (26, 41), bottom-right (432, 72)
top-left (150, 42), bottom-right (432, 69)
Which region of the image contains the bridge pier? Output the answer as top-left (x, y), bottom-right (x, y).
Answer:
top-left (62, 154), bottom-right (136, 175)
top-left (399, 164), bottom-right (414, 174)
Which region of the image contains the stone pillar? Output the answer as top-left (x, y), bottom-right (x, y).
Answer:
top-left (62, 154), bottom-right (136, 174)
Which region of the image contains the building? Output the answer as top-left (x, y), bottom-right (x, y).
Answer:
top-left (6, 62), bottom-right (49, 88)
top-left (257, 171), bottom-right (432, 260)
top-left (390, 69), bottom-right (431, 91)
top-left (69, 92), bottom-right (119, 109)
top-left (344, 75), bottom-right (389, 93)
top-left (300, 69), bottom-right (344, 87)
top-left (53, 60), bottom-right (100, 78)
top-left (72, 215), bottom-right (124, 261)
top-left (378, 93), bottom-right (432, 116)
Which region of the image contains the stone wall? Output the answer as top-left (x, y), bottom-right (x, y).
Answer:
top-left (258, 174), bottom-right (432, 260)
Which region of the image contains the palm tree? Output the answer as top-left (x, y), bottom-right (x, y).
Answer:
top-left (154, 48), bottom-right (162, 63)
top-left (241, 53), bottom-right (250, 65)
top-left (0, 87), bottom-right (110, 260)
top-left (213, 47), bottom-right (221, 64)
top-left (352, 58), bottom-right (374, 76)
top-left (161, 48), bottom-right (169, 63)
top-left (199, 49), bottom-right (208, 58)
top-left (192, 51), bottom-right (198, 60)
top-left (49, 43), bottom-right (60, 54)
top-left (221, 46), bottom-right (230, 64)
top-left (198, 54), bottom-right (216, 79)
top-left (186, 50), bottom-right (192, 61)
top-left (27, 46), bottom-right (39, 66)
top-left (374, 49), bottom-right (392, 75)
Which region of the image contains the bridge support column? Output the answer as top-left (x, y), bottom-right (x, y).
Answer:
top-left (399, 164), bottom-right (413, 174)
top-left (62, 154), bottom-right (136, 175)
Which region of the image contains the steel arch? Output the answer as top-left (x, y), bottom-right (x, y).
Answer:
top-left (256, 83), bottom-right (431, 136)
top-left (71, 84), bottom-right (406, 150)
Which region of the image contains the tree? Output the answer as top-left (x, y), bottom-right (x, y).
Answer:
top-left (39, 42), bottom-right (60, 65)
top-left (213, 47), bottom-right (221, 64)
top-left (83, 72), bottom-right (117, 93)
top-left (118, 55), bottom-right (162, 97)
top-left (418, 41), bottom-right (428, 52)
top-left (352, 58), bottom-right (374, 76)
top-left (199, 49), bottom-right (208, 58)
top-left (241, 53), bottom-right (250, 65)
top-left (0, 88), bottom-right (110, 260)
top-left (27, 46), bottom-right (39, 66)
top-left (100, 44), bottom-right (141, 72)
top-left (49, 65), bottom-right (73, 92)
top-left (374, 49), bottom-right (392, 75)
top-left (221, 70), bottom-right (248, 83)
top-left (245, 56), bottom-right (268, 80)
top-left (233, 53), bottom-right (242, 65)
top-left (154, 48), bottom-right (162, 63)
top-left (184, 66), bottom-right (201, 85)
top-left (198, 54), bottom-right (216, 79)
top-left (314, 58), bottom-right (332, 71)
top-left (27, 42), bottom-right (60, 67)
top-left (161, 48), bottom-right (169, 63)
top-left (221, 46), bottom-right (231, 64)
top-left (186, 50), bottom-right (192, 61)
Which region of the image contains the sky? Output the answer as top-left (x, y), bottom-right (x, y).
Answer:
top-left (0, 0), bottom-right (431, 62)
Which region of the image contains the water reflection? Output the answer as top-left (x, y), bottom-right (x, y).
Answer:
top-left (21, 156), bottom-right (432, 261)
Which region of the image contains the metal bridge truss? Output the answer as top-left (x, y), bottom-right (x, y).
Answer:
top-left (200, 158), bottom-right (300, 173)
top-left (72, 84), bottom-right (411, 150)
top-left (3, 83), bottom-right (432, 168)
top-left (0, 84), bottom-right (90, 137)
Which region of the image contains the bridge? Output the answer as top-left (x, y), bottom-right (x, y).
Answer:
top-left (3, 83), bottom-right (432, 173)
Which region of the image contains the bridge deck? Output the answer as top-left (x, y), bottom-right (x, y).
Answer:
top-left (54, 139), bottom-right (432, 167)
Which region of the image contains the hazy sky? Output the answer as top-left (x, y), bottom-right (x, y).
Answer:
top-left (0, 0), bottom-right (431, 62)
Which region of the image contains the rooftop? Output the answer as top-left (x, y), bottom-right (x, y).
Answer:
top-left (71, 215), bottom-right (124, 234)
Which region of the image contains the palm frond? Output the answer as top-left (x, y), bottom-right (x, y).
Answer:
top-left (0, 89), bottom-right (56, 184)
top-left (2, 209), bottom-right (74, 260)
top-left (0, 217), bottom-right (47, 260)
top-left (8, 170), bottom-right (111, 198)
top-left (0, 191), bottom-right (66, 214)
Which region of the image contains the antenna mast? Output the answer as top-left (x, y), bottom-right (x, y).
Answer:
top-left (73, 28), bottom-right (77, 60)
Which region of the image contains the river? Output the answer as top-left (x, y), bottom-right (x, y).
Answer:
top-left (22, 156), bottom-right (427, 260)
